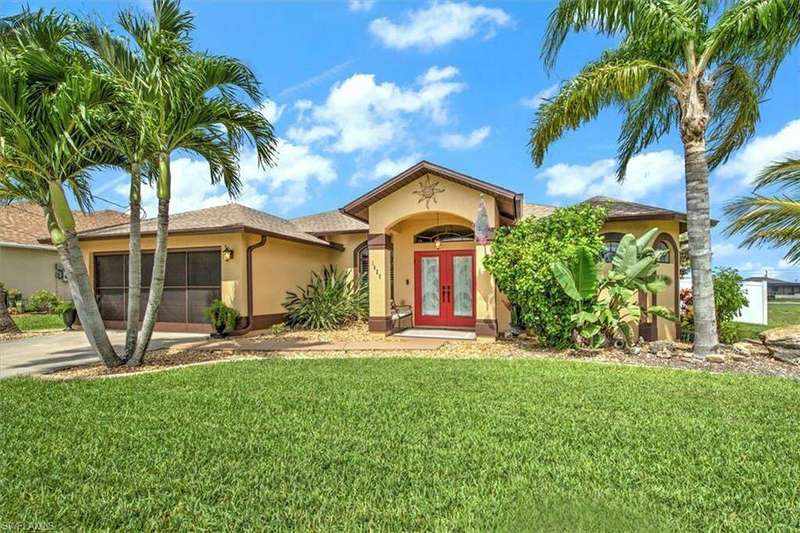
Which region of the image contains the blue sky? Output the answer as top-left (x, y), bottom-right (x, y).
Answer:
top-left (6, 0), bottom-right (800, 279)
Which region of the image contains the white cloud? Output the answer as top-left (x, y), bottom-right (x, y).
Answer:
top-left (127, 138), bottom-right (337, 216)
top-left (521, 84), bottom-right (558, 109)
top-left (439, 126), bottom-right (491, 150)
top-left (369, 2), bottom-right (512, 51)
top-left (419, 65), bottom-right (459, 84)
top-left (348, 0), bottom-right (375, 11)
top-left (538, 150), bottom-right (684, 201)
top-left (259, 99), bottom-right (285, 124)
top-left (349, 154), bottom-right (421, 185)
top-left (290, 68), bottom-right (465, 153)
top-left (712, 242), bottom-right (740, 258)
top-left (716, 119), bottom-right (800, 184)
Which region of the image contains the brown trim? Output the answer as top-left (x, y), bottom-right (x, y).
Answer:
top-left (248, 313), bottom-right (286, 330)
top-left (309, 229), bottom-right (368, 236)
top-left (103, 320), bottom-right (213, 334)
top-left (368, 316), bottom-right (392, 333)
top-left (475, 319), bottom-right (497, 338)
top-left (67, 224), bottom-right (343, 251)
top-left (341, 161), bottom-right (522, 222)
top-left (229, 235), bottom-right (268, 336)
top-left (368, 233), bottom-right (393, 250)
top-left (353, 239), bottom-right (369, 277)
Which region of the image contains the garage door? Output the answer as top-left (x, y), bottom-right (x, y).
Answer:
top-left (94, 249), bottom-right (221, 324)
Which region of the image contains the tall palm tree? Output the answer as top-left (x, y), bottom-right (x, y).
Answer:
top-left (117, 0), bottom-right (277, 366)
top-left (529, 0), bottom-right (800, 356)
top-left (0, 10), bottom-right (124, 366)
top-left (725, 157), bottom-right (800, 262)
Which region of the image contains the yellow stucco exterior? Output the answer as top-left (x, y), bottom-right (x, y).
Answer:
top-left (74, 163), bottom-right (683, 342)
top-left (0, 245), bottom-right (71, 300)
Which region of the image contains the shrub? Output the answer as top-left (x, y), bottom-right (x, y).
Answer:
top-left (551, 229), bottom-right (676, 348)
top-left (28, 290), bottom-right (60, 313)
top-left (5, 287), bottom-right (22, 306)
top-left (284, 265), bottom-right (368, 330)
top-left (484, 204), bottom-right (606, 347)
top-left (680, 268), bottom-right (748, 344)
top-left (54, 299), bottom-right (75, 316)
top-left (204, 300), bottom-right (240, 333)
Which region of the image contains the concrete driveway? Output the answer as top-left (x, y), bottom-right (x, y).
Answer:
top-left (0, 330), bottom-right (207, 378)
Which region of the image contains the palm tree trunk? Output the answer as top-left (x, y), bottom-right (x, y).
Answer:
top-left (55, 229), bottom-right (124, 367)
top-left (124, 165), bottom-right (142, 359)
top-left (0, 285), bottom-right (20, 334)
top-left (128, 153), bottom-right (171, 367)
top-left (683, 138), bottom-right (719, 356)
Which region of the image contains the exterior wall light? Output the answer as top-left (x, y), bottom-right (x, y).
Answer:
top-left (222, 246), bottom-right (234, 262)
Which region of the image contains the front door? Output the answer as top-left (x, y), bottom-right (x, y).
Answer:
top-left (414, 250), bottom-right (475, 328)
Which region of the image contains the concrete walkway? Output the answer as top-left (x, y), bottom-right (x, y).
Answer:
top-left (197, 337), bottom-right (445, 352)
top-left (0, 330), bottom-right (206, 378)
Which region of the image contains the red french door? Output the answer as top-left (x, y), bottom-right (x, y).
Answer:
top-left (414, 250), bottom-right (476, 328)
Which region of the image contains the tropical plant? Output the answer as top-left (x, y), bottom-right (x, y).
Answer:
top-left (28, 290), bottom-right (61, 313)
top-left (112, 0), bottom-right (277, 367)
top-left (204, 299), bottom-right (240, 335)
top-left (0, 10), bottom-right (124, 366)
top-left (484, 204), bottom-right (606, 347)
top-left (0, 282), bottom-right (20, 334)
top-left (284, 265), bottom-right (368, 330)
top-left (551, 229), bottom-right (676, 348)
top-left (725, 157), bottom-right (800, 262)
top-left (680, 268), bottom-right (748, 344)
top-left (530, 0), bottom-right (800, 356)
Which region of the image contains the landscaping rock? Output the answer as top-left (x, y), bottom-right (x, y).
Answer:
top-left (655, 348), bottom-right (672, 359)
top-left (760, 325), bottom-right (800, 365)
top-left (705, 354), bottom-right (726, 364)
top-left (649, 340), bottom-right (675, 353)
top-left (629, 346), bottom-right (642, 356)
top-left (732, 343), bottom-right (752, 357)
top-left (730, 353), bottom-right (748, 362)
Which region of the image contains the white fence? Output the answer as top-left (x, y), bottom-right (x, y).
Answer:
top-left (679, 277), bottom-right (768, 325)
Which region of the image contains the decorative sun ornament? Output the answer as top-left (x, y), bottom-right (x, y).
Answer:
top-left (412, 176), bottom-right (445, 209)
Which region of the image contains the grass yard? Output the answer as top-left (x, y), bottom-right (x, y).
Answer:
top-left (10, 313), bottom-right (63, 331)
top-left (2, 359), bottom-right (799, 531)
top-left (736, 301), bottom-right (800, 339)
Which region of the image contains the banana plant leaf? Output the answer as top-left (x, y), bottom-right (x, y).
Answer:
top-left (648, 305), bottom-right (677, 321)
top-left (635, 228), bottom-right (659, 251)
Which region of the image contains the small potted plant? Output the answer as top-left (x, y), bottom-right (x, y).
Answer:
top-left (55, 299), bottom-right (77, 330)
top-left (204, 299), bottom-right (240, 338)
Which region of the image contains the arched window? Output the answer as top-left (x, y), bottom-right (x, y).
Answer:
top-left (654, 240), bottom-right (672, 264)
top-left (602, 233), bottom-right (623, 263)
top-left (354, 241), bottom-right (369, 285)
top-left (414, 225), bottom-right (474, 244)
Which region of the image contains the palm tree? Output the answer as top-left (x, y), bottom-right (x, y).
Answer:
top-left (116, 0), bottom-right (277, 366)
top-left (725, 157), bottom-right (800, 262)
top-left (0, 282), bottom-right (21, 334)
top-left (529, 0), bottom-right (800, 356)
top-left (0, 10), bottom-right (124, 366)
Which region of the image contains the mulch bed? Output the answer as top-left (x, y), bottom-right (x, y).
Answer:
top-left (40, 324), bottom-right (800, 380)
top-left (0, 329), bottom-right (63, 342)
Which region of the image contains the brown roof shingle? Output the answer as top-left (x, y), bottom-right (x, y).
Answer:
top-left (291, 210), bottom-right (368, 234)
top-left (76, 203), bottom-right (338, 249)
top-left (581, 196), bottom-right (687, 220)
top-left (522, 203), bottom-right (556, 218)
top-left (0, 202), bottom-right (127, 247)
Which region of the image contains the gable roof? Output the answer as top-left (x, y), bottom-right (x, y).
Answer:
top-left (0, 202), bottom-right (127, 249)
top-left (581, 196), bottom-right (691, 231)
top-left (73, 203), bottom-right (340, 249)
top-left (292, 210), bottom-right (368, 235)
top-left (341, 160), bottom-right (523, 224)
top-left (744, 276), bottom-right (800, 286)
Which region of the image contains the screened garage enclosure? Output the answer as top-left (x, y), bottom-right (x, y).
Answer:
top-left (94, 249), bottom-right (221, 325)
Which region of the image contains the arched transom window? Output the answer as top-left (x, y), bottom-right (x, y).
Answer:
top-left (414, 225), bottom-right (474, 244)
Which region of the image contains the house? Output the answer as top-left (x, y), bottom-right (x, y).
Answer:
top-left (69, 161), bottom-right (684, 340)
top-left (0, 203), bottom-right (127, 301)
top-left (743, 276), bottom-right (800, 300)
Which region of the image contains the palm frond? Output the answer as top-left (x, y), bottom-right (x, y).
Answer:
top-left (542, 0), bottom-right (695, 68)
top-left (725, 195), bottom-right (800, 262)
top-left (616, 73), bottom-right (674, 179)
top-left (706, 63), bottom-right (761, 169)
top-left (752, 157), bottom-right (800, 192)
top-left (530, 52), bottom-right (666, 166)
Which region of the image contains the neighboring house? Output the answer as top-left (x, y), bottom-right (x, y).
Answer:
top-left (0, 203), bottom-right (127, 301)
top-left (743, 276), bottom-right (800, 300)
top-left (68, 161), bottom-right (684, 340)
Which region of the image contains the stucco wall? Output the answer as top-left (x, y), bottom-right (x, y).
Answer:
top-left (250, 235), bottom-right (343, 316)
top-left (0, 245), bottom-right (70, 300)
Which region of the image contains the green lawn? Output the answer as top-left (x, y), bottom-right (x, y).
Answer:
top-left (735, 301), bottom-right (800, 339)
top-left (11, 313), bottom-right (63, 331)
top-left (2, 359), bottom-right (799, 531)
